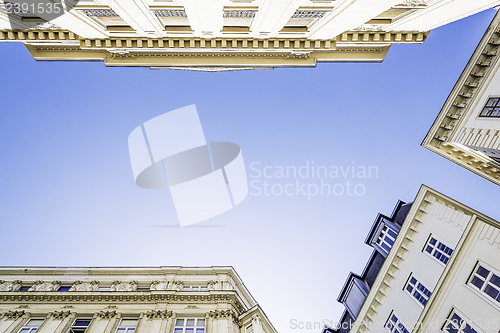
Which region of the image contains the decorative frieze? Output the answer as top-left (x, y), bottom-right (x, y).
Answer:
top-left (81, 9), bottom-right (119, 17)
top-left (150, 281), bottom-right (169, 291)
top-left (69, 281), bottom-right (99, 292)
top-left (0, 280), bottom-right (22, 292)
top-left (28, 281), bottom-right (61, 292)
top-left (292, 10), bottom-right (327, 18)
top-left (153, 9), bottom-right (187, 17)
top-left (223, 10), bottom-right (257, 18)
top-left (3, 310), bottom-right (25, 320)
top-left (172, 281), bottom-right (183, 291)
top-left (97, 310), bottom-right (117, 319)
top-left (145, 310), bottom-right (173, 319)
top-left (110, 281), bottom-right (138, 292)
top-left (51, 311), bottom-right (71, 319)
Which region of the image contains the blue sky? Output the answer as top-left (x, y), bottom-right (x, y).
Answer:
top-left (1, 8), bottom-right (499, 333)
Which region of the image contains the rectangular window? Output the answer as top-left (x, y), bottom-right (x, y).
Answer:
top-left (469, 262), bottom-right (500, 304)
top-left (173, 318), bottom-right (205, 333)
top-left (18, 319), bottom-right (44, 333)
top-left (405, 275), bottom-right (431, 307)
top-left (115, 319), bottom-right (138, 332)
top-left (245, 324), bottom-right (254, 333)
top-left (479, 97), bottom-right (500, 117)
top-left (376, 224), bottom-right (398, 254)
top-left (442, 309), bottom-right (478, 333)
top-left (424, 236), bottom-right (453, 265)
top-left (68, 319), bottom-right (91, 333)
top-left (385, 313), bottom-right (409, 333)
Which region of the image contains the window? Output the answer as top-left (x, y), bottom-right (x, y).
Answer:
top-left (68, 319), bottom-right (91, 333)
top-left (385, 313), bottom-right (409, 333)
top-left (468, 262), bottom-right (500, 304)
top-left (182, 285), bottom-right (208, 291)
top-left (115, 319), bottom-right (138, 332)
top-left (479, 97), bottom-right (500, 117)
top-left (424, 236), bottom-right (453, 265)
top-left (376, 224), bottom-right (398, 254)
top-left (18, 319), bottom-right (44, 333)
top-left (405, 275), bottom-right (431, 307)
top-left (443, 309), bottom-right (478, 333)
top-left (173, 318), bottom-right (205, 333)
top-left (245, 324), bottom-right (254, 333)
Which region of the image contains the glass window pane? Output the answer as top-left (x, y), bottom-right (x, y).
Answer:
top-left (186, 319), bottom-right (195, 326)
top-left (197, 319), bottom-right (205, 327)
top-left (486, 98), bottom-right (499, 106)
top-left (186, 329), bottom-right (194, 333)
top-left (27, 320), bottom-right (44, 326)
top-left (174, 329), bottom-right (183, 333)
top-left (477, 266), bottom-right (490, 278)
top-left (196, 329), bottom-right (205, 333)
top-left (175, 319), bottom-right (184, 326)
top-left (490, 274), bottom-right (500, 287)
top-left (491, 108), bottom-right (500, 117)
top-left (484, 285), bottom-right (499, 299)
top-left (120, 320), bottom-right (138, 327)
top-left (470, 276), bottom-right (484, 289)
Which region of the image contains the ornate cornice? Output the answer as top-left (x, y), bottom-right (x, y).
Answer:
top-left (209, 309), bottom-right (240, 325)
top-left (0, 292), bottom-right (243, 308)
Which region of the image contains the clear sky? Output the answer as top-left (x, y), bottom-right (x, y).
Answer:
top-left (1, 8), bottom-right (499, 333)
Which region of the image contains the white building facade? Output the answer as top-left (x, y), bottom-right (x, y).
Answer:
top-left (326, 186), bottom-right (500, 333)
top-left (0, 266), bottom-right (276, 333)
top-left (423, 11), bottom-right (500, 186)
top-left (1, 0), bottom-right (500, 69)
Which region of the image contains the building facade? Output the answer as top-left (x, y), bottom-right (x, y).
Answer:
top-left (423, 11), bottom-right (500, 186)
top-left (324, 185), bottom-right (500, 333)
top-left (1, 0), bottom-right (499, 70)
top-left (0, 266), bottom-right (276, 333)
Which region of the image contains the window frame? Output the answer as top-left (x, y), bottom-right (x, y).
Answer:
top-left (467, 261), bottom-right (500, 307)
top-left (441, 308), bottom-right (479, 333)
top-left (375, 223), bottom-right (398, 255)
top-left (404, 274), bottom-right (432, 308)
top-left (478, 96), bottom-right (500, 118)
top-left (114, 318), bottom-right (138, 333)
top-left (422, 235), bottom-right (454, 265)
top-left (385, 312), bottom-right (410, 333)
top-left (173, 318), bottom-right (206, 333)
top-left (17, 318), bottom-right (45, 333)
top-left (67, 318), bottom-right (92, 333)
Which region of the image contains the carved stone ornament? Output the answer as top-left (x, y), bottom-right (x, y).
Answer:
top-left (402, 0), bottom-right (431, 7)
top-left (0, 280), bottom-right (22, 291)
top-left (98, 310), bottom-right (117, 319)
top-left (209, 310), bottom-right (237, 320)
top-left (69, 281), bottom-right (99, 292)
top-left (207, 281), bottom-right (217, 291)
top-left (3, 310), bottom-right (25, 320)
top-left (29, 281), bottom-right (61, 292)
top-left (145, 310), bottom-right (173, 319)
top-left (150, 281), bottom-right (169, 291)
top-left (186, 305), bottom-right (198, 309)
top-left (52, 311), bottom-right (71, 319)
top-left (110, 281), bottom-right (138, 292)
top-left (172, 281), bottom-right (183, 291)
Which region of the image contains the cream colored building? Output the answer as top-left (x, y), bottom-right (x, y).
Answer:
top-left (0, 266), bottom-right (276, 333)
top-left (325, 185), bottom-right (500, 333)
top-left (0, 0), bottom-right (499, 70)
top-left (423, 11), bottom-right (500, 186)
